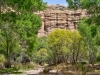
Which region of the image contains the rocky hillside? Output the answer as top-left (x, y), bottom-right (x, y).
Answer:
top-left (36, 4), bottom-right (90, 37)
top-left (47, 4), bottom-right (67, 10)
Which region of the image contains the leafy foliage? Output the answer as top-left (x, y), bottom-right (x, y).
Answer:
top-left (35, 48), bottom-right (48, 65)
top-left (66, 0), bottom-right (81, 10)
top-left (78, 17), bottom-right (100, 63)
top-left (0, 54), bottom-right (6, 64)
top-left (2, 0), bottom-right (47, 12)
top-left (0, 0), bottom-right (47, 67)
top-left (67, 0), bottom-right (100, 64)
top-left (48, 29), bottom-right (87, 64)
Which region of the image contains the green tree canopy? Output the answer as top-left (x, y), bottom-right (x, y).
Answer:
top-left (48, 29), bottom-right (87, 64)
top-left (1, 0), bottom-right (47, 13)
top-left (0, 0), bottom-right (47, 67)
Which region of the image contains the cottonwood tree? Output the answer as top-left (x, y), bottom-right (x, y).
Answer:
top-left (48, 29), bottom-right (71, 64)
top-left (0, 0), bottom-right (47, 67)
top-left (67, 0), bottom-right (100, 64)
top-left (48, 29), bottom-right (87, 65)
top-left (78, 17), bottom-right (99, 64)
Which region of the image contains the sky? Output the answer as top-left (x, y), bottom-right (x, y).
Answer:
top-left (43, 0), bottom-right (67, 6)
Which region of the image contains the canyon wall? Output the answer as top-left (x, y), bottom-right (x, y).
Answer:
top-left (36, 4), bottom-right (90, 37)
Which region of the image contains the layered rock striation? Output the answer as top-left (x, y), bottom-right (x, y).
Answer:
top-left (36, 4), bottom-right (90, 37)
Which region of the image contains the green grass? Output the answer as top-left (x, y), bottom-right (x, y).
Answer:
top-left (0, 68), bottom-right (22, 74)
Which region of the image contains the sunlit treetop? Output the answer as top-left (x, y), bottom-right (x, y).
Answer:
top-left (2, 0), bottom-right (47, 12)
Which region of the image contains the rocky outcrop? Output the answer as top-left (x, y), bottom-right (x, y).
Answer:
top-left (36, 5), bottom-right (90, 37)
top-left (48, 4), bottom-right (67, 10)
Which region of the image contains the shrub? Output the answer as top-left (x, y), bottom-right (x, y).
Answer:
top-left (14, 63), bottom-right (34, 70)
top-left (35, 48), bottom-right (48, 65)
top-left (97, 55), bottom-right (100, 62)
top-left (0, 54), bottom-right (6, 69)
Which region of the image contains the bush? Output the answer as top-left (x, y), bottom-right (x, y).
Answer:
top-left (80, 61), bottom-right (87, 65)
top-left (0, 54), bottom-right (6, 63)
top-left (43, 67), bottom-right (52, 74)
top-left (97, 55), bottom-right (100, 62)
top-left (14, 63), bottom-right (34, 70)
top-left (4, 61), bottom-right (11, 68)
top-left (0, 54), bottom-right (6, 69)
top-left (35, 48), bottom-right (48, 65)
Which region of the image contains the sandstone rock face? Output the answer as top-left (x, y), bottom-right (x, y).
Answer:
top-left (36, 5), bottom-right (90, 37)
